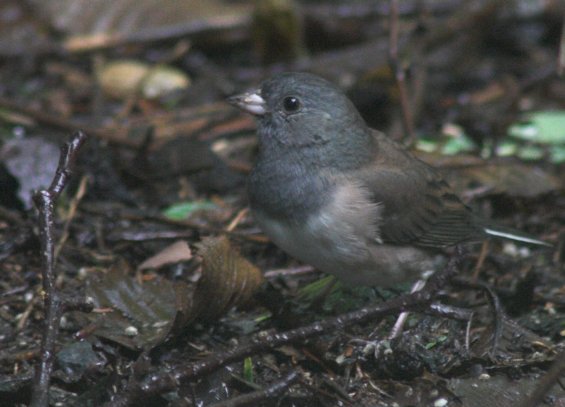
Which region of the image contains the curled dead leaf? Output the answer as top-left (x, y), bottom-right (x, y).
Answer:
top-left (194, 236), bottom-right (264, 321)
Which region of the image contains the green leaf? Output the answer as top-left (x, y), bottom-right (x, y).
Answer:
top-left (550, 145), bottom-right (565, 164)
top-left (416, 126), bottom-right (475, 156)
top-left (424, 335), bottom-right (448, 349)
top-left (415, 138), bottom-right (439, 153)
top-left (495, 140), bottom-right (519, 157)
top-left (243, 357), bottom-right (254, 383)
top-left (509, 111), bottom-right (565, 144)
top-left (297, 275), bottom-right (336, 301)
top-left (162, 201), bottom-right (216, 220)
top-left (517, 145), bottom-right (544, 161)
top-left (297, 276), bottom-right (382, 313)
top-left (254, 312), bottom-right (272, 323)
top-left (441, 135), bottom-right (475, 155)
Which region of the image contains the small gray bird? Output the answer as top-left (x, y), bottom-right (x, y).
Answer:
top-left (228, 72), bottom-right (549, 286)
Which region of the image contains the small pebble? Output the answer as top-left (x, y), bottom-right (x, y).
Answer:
top-left (124, 326), bottom-right (138, 336)
top-left (434, 398), bottom-right (448, 407)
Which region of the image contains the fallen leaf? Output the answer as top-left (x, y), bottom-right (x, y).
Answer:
top-left (509, 111), bottom-right (565, 144)
top-left (82, 265), bottom-right (180, 350)
top-left (162, 201), bottom-right (217, 221)
top-left (194, 236), bottom-right (264, 321)
top-left (137, 240), bottom-right (193, 271)
top-left (78, 239), bottom-right (263, 347)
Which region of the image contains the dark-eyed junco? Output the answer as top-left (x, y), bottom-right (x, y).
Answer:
top-left (228, 72), bottom-right (549, 286)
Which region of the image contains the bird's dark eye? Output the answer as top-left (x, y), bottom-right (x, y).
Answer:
top-left (282, 96), bottom-right (301, 113)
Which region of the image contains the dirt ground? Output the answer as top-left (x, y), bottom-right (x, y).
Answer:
top-left (0, 1), bottom-right (564, 406)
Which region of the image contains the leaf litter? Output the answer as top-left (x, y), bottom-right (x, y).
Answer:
top-left (0, 1), bottom-right (563, 405)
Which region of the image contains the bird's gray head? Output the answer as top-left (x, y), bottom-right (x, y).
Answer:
top-left (228, 72), bottom-right (373, 161)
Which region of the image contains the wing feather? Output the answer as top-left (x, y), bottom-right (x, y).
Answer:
top-left (357, 131), bottom-right (485, 248)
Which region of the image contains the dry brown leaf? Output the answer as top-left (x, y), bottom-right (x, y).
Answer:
top-left (78, 238), bottom-right (263, 347)
top-left (194, 236), bottom-right (264, 321)
top-left (81, 266), bottom-right (179, 350)
top-left (137, 240), bottom-right (193, 271)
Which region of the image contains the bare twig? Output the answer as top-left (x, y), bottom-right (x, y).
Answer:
top-left (263, 265), bottom-right (315, 279)
top-left (558, 16), bottom-right (565, 76)
top-left (16, 293), bottom-right (40, 331)
top-left (388, 0), bottom-right (415, 144)
top-left (30, 131), bottom-right (89, 407)
top-left (452, 278), bottom-right (505, 356)
top-left (103, 250), bottom-right (462, 407)
top-left (209, 371), bottom-right (300, 407)
top-left (226, 207), bottom-right (249, 232)
top-left (471, 240), bottom-right (490, 281)
top-left (54, 175), bottom-right (89, 260)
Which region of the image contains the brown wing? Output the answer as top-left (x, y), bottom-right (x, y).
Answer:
top-left (358, 131), bottom-right (485, 248)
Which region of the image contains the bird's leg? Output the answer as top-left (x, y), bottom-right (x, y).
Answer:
top-left (359, 277), bottom-right (428, 361)
top-left (389, 277), bottom-right (428, 338)
top-left (361, 247), bottom-right (466, 358)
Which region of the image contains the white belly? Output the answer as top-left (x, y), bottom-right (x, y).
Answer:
top-left (252, 183), bottom-right (435, 286)
top-left (255, 212), bottom-right (362, 277)
top-left (253, 182), bottom-right (384, 283)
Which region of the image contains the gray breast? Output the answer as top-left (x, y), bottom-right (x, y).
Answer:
top-left (247, 156), bottom-right (331, 222)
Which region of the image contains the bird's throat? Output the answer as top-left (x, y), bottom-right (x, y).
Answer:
top-left (247, 154), bottom-right (332, 222)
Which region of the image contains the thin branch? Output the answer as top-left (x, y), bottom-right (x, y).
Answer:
top-left (54, 175), bottom-right (89, 260)
top-left (30, 131), bottom-right (89, 407)
top-left (388, 0), bottom-right (415, 144)
top-left (559, 15), bottom-right (565, 76)
top-left (209, 371), bottom-right (300, 407)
